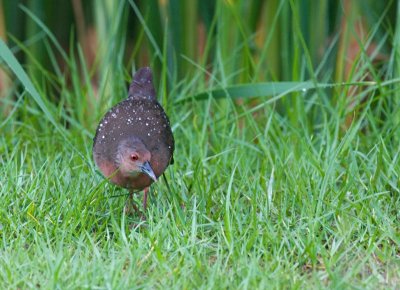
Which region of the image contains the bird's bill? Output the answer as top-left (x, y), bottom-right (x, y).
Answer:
top-left (140, 161), bottom-right (157, 182)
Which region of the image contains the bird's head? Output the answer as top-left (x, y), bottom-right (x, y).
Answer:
top-left (116, 137), bottom-right (157, 182)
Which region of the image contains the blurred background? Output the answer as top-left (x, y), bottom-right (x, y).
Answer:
top-left (0, 0), bottom-right (394, 95)
top-left (0, 0), bottom-right (398, 142)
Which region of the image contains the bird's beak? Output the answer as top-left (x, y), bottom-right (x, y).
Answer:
top-left (140, 161), bottom-right (157, 182)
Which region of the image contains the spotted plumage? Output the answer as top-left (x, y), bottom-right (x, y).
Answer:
top-left (93, 67), bottom-right (174, 209)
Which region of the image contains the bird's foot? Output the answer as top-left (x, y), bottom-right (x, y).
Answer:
top-left (125, 191), bottom-right (147, 223)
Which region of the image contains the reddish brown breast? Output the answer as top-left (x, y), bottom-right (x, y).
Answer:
top-left (96, 158), bottom-right (153, 190)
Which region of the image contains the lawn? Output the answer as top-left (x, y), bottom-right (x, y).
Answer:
top-left (0, 1), bottom-right (399, 289)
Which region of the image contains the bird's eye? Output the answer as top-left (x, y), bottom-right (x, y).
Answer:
top-left (130, 154), bottom-right (139, 161)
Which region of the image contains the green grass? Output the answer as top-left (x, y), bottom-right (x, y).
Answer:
top-left (1, 1), bottom-right (400, 289)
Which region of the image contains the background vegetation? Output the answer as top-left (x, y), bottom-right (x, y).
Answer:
top-left (0, 0), bottom-right (399, 288)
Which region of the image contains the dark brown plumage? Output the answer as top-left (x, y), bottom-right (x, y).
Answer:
top-left (93, 67), bottom-right (174, 210)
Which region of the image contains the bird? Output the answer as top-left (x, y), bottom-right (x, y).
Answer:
top-left (93, 67), bottom-right (174, 213)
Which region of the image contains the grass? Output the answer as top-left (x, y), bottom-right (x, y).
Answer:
top-left (1, 1), bottom-right (400, 289)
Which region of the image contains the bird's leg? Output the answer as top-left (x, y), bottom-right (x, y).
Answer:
top-left (142, 187), bottom-right (149, 211)
top-left (124, 188), bottom-right (150, 219)
top-left (125, 190), bottom-right (139, 215)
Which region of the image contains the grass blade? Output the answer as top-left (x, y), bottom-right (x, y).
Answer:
top-left (176, 80), bottom-right (378, 103)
